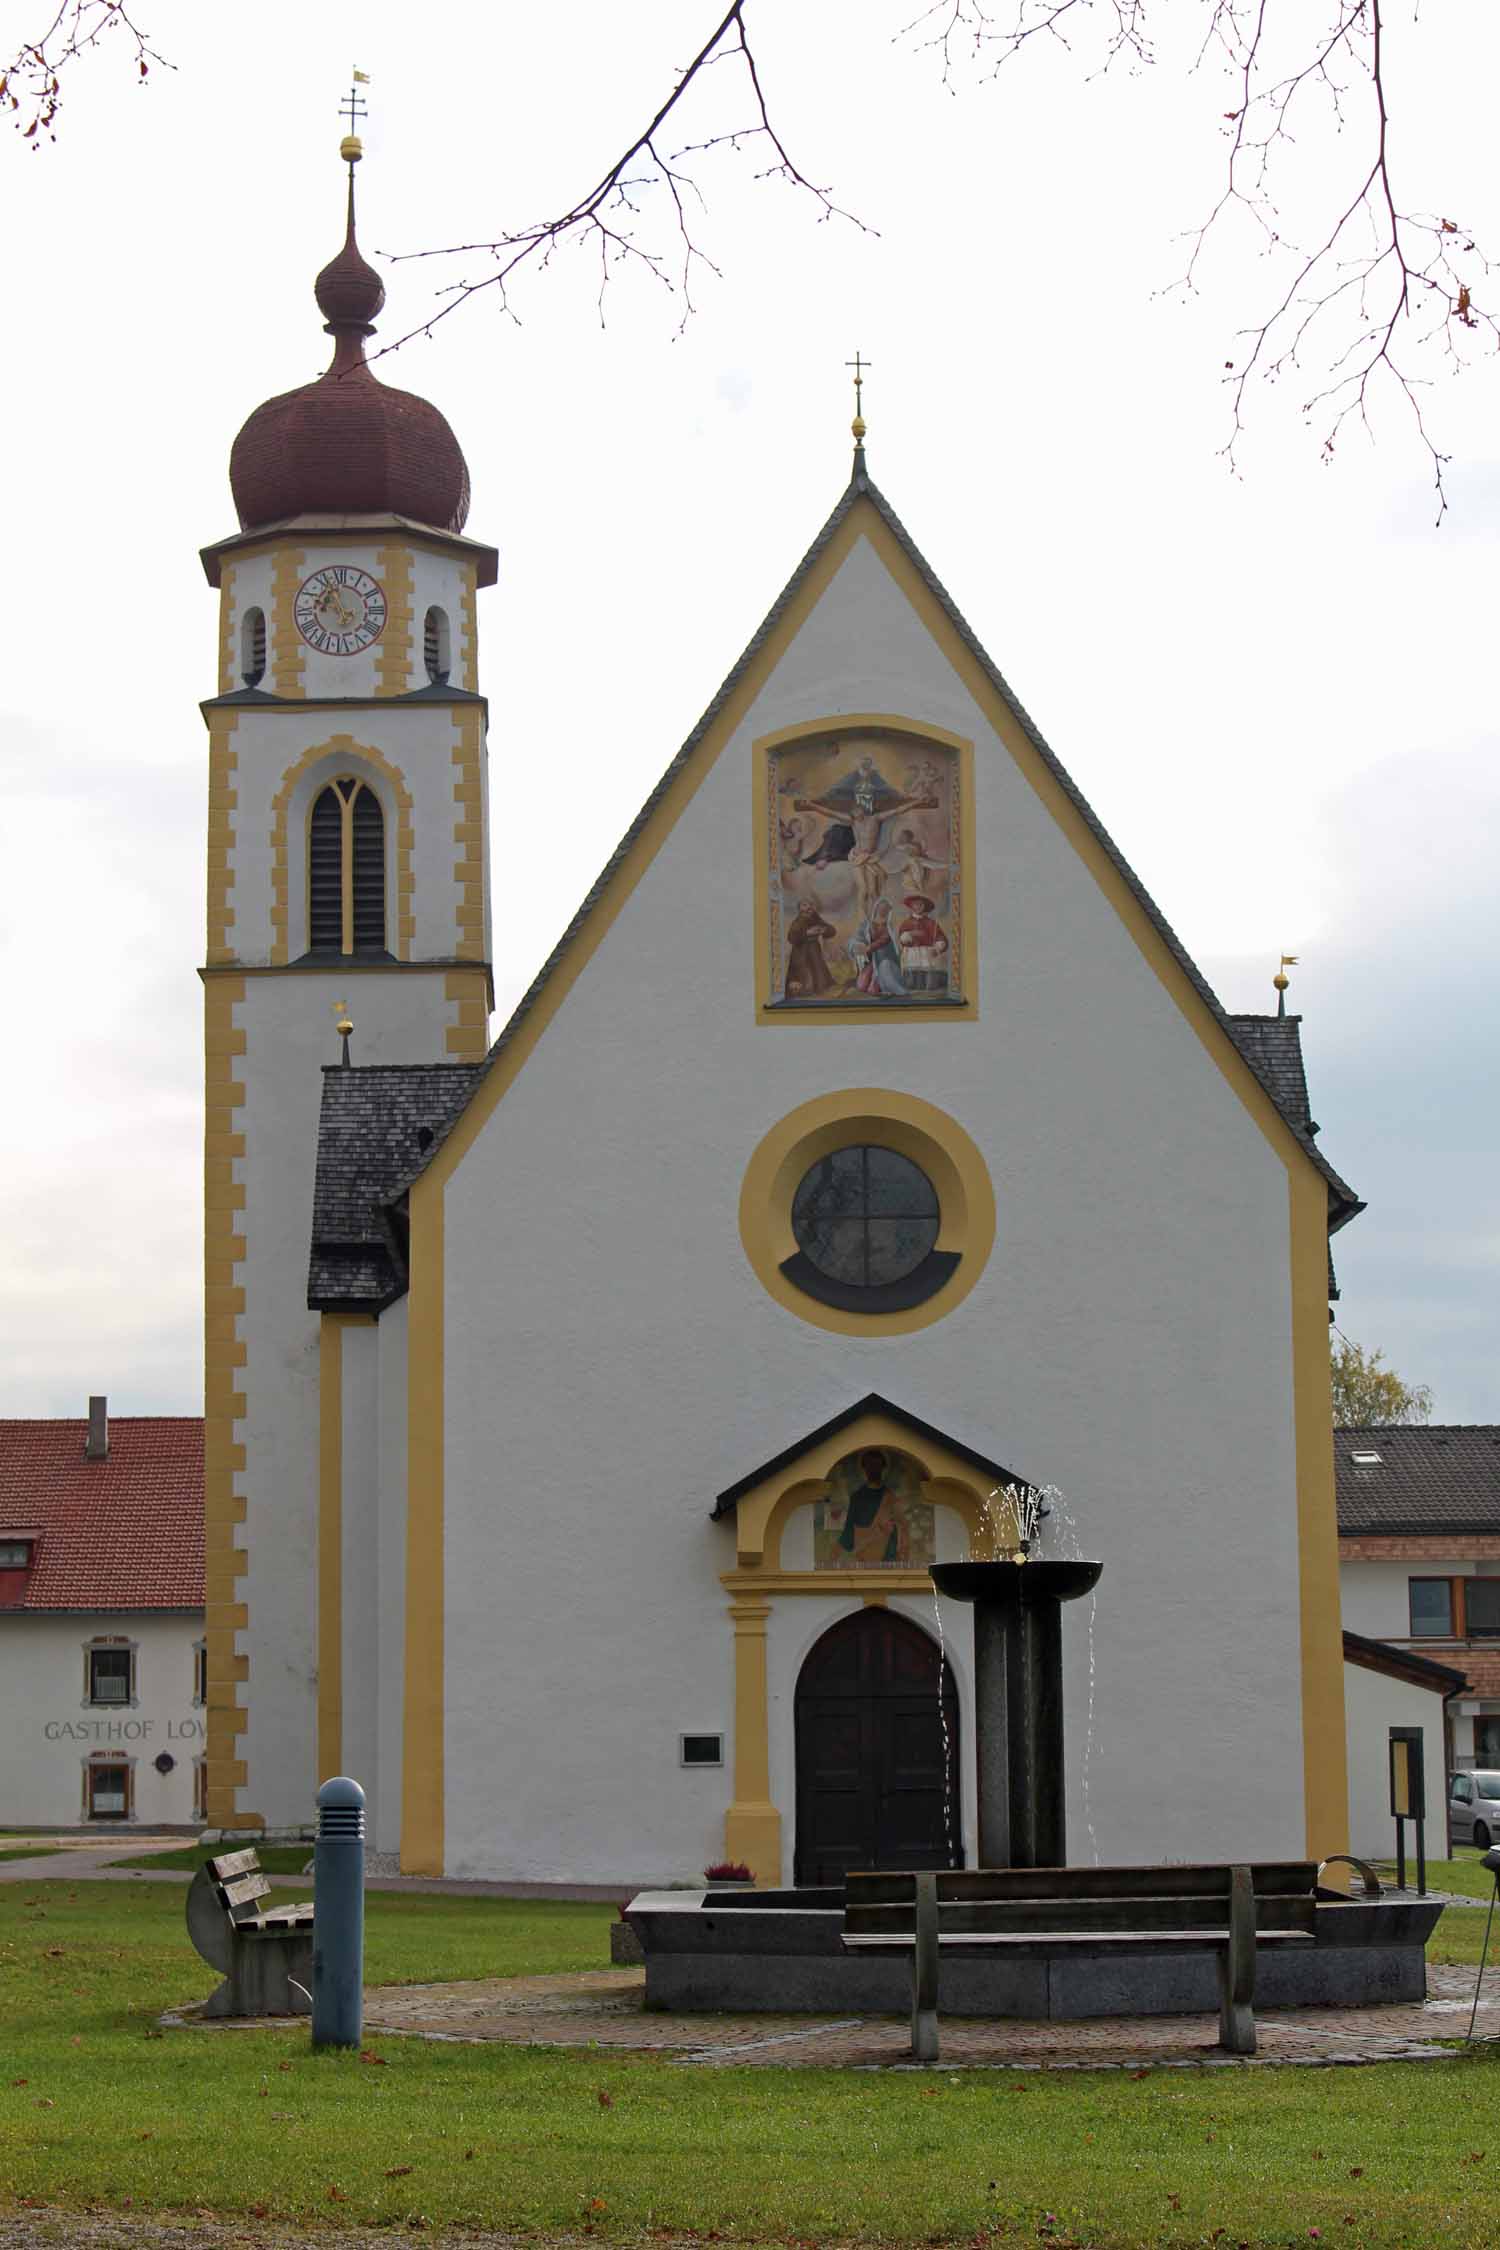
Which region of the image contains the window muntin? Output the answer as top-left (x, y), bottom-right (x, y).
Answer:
top-left (792, 1145), bottom-right (940, 1288)
top-left (86, 1761), bottom-right (130, 1819)
top-left (308, 777), bottom-right (386, 956)
top-left (87, 1645), bottom-right (133, 1704)
top-left (1408, 1578), bottom-right (1454, 1637)
top-left (193, 1641), bottom-right (208, 1704)
top-left (1467, 1581), bottom-right (1500, 1639)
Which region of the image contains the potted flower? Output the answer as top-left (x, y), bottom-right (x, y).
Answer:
top-left (702, 1860), bottom-right (755, 1890)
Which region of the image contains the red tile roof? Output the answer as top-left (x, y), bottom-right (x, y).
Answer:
top-left (0, 1418), bottom-right (203, 1611)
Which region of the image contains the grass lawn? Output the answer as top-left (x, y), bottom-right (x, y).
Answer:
top-left (110, 1842), bottom-right (315, 1875)
top-left (0, 1848), bottom-right (62, 1865)
top-left (2, 1880), bottom-right (1500, 2247)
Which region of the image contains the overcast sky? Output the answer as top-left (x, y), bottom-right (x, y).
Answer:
top-left (1, 0), bottom-right (1495, 1422)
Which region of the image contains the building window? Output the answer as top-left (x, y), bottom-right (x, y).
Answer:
top-left (86, 1642), bottom-right (135, 1705)
top-left (0, 1539), bottom-right (32, 1567)
top-left (241, 606), bottom-right (267, 687)
top-left (1477, 1718), bottom-right (1500, 1763)
top-left (308, 777), bottom-right (386, 956)
top-left (193, 1756), bottom-right (209, 1823)
top-left (1408, 1578), bottom-right (1455, 1638)
top-left (1467, 1581), bottom-right (1500, 1640)
top-left (85, 1759), bottom-right (132, 1820)
top-left (423, 605), bottom-right (451, 683)
top-left (680, 1733), bottom-right (723, 1766)
top-left (783, 1144), bottom-right (959, 1313)
top-left (193, 1640), bottom-right (208, 1705)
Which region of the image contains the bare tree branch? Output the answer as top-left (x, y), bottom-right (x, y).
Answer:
top-left (1, 1), bottom-right (169, 145)
top-left (898, 1), bottom-right (1497, 517)
top-left (375, 0), bottom-right (870, 355)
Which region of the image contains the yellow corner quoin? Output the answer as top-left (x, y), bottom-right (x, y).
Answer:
top-left (402, 1169), bottom-right (446, 1874)
top-left (205, 715), bottom-right (240, 965)
top-left (1291, 1163), bottom-right (1350, 1865)
top-left (752, 713), bottom-right (978, 1025)
top-left (374, 543), bottom-right (414, 697)
top-left (450, 708), bottom-right (485, 961)
top-left (270, 548), bottom-right (308, 697)
top-left (216, 560), bottom-right (238, 696)
top-left (739, 1087), bottom-right (996, 1338)
top-left (444, 968), bottom-right (491, 1060)
top-left (202, 973), bottom-right (260, 1831)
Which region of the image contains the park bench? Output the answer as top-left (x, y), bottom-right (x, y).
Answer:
top-left (843, 1862), bottom-right (1321, 2061)
top-left (185, 1847), bottom-right (315, 2018)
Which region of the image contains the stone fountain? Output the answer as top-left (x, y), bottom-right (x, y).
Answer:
top-left (929, 1555), bottom-right (1102, 1868)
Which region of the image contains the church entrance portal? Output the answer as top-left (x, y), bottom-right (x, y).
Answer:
top-left (793, 1608), bottom-right (961, 1885)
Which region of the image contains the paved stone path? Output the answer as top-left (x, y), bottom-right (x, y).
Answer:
top-left (348, 1959), bottom-right (1500, 2070)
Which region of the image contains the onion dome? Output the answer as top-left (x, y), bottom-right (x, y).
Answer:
top-left (229, 161), bottom-right (470, 535)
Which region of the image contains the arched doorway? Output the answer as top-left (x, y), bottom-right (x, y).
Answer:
top-left (793, 1608), bottom-right (961, 1886)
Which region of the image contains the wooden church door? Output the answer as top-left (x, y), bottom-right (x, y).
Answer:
top-left (793, 1608), bottom-right (961, 1886)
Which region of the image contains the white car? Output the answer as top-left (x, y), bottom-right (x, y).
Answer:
top-left (1449, 1770), bottom-right (1500, 1850)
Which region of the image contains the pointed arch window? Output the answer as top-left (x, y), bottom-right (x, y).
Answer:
top-left (309, 777), bottom-right (386, 956)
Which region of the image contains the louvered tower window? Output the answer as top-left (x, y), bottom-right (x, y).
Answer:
top-left (423, 605), bottom-right (450, 683)
top-left (309, 777), bottom-right (386, 956)
top-left (241, 607), bottom-right (267, 688)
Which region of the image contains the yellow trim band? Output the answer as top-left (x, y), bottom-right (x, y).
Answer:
top-left (402, 1171), bottom-right (446, 1873)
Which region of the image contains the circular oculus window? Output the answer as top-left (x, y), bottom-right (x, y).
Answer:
top-left (784, 1143), bottom-right (960, 1313)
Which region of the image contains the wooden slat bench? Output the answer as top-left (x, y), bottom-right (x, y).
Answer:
top-left (843, 1863), bottom-right (1320, 2060)
top-left (185, 1848), bottom-right (315, 2018)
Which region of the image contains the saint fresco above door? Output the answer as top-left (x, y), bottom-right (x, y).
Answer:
top-left (813, 1445), bottom-right (936, 1571)
top-left (767, 734), bottom-right (965, 1008)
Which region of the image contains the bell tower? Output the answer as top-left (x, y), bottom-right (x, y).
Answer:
top-left (199, 126), bottom-right (495, 1831)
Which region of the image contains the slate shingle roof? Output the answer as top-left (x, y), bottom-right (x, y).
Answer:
top-left (1335, 1425), bottom-right (1500, 1535)
top-left (0, 1418), bottom-right (203, 1610)
top-left (309, 1063), bottom-right (481, 1308)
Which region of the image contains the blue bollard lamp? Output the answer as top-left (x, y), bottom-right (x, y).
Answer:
top-left (312, 1775), bottom-right (366, 2050)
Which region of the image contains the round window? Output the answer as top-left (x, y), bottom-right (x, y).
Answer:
top-left (784, 1144), bottom-right (958, 1313)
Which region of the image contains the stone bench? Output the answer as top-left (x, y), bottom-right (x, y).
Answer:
top-left (843, 1862), bottom-right (1321, 2061)
top-left (185, 1848), bottom-right (315, 2018)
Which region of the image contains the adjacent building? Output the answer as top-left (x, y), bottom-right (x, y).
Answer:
top-left (0, 1401), bottom-right (205, 1827)
top-left (1338, 1424), bottom-right (1500, 1798)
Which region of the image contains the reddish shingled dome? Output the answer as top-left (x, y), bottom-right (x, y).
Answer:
top-left (229, 174), bottom-right (470, 536)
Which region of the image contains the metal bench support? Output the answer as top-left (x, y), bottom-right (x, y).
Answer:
top-left (912, 1872), bottom-right (940, 2062)
top-left (1217, 1863), bottom-right (1256, 2055)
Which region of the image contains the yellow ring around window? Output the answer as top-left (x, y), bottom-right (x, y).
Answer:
top-left (738, 1087), bottom-right (996, 1337)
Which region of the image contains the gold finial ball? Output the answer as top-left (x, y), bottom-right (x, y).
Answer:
top-left (336, 1013), bottom-right (355, 1037)
top-left (340, 133), bottom-right (364, 163)
top-left (1273, 973), bottom-right (1289, 993)
top-left (851, 414), bottom-right (867, 441)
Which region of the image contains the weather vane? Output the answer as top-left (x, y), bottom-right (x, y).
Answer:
top-left (1273, 952), bottom-right (1298, 1017)
top-left (340, 68), bottom-right (370, 165)
top-left (846, 351), bottom-right (870, 452)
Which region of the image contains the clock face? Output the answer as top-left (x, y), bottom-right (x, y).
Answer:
top-left (294, 566), bottom-right (387, 654)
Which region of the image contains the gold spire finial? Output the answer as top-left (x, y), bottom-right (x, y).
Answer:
top-left (339, 70), bottom-right (369, 165)
top-left (332, 998), bottom-right (355, 1065)
top-left (845, 351), bottom-right (871, 449)
top-left (1273, 952), bottom-right (1298, 1016)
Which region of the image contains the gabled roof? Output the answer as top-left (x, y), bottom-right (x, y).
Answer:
top-left (1335, 1425), bottom-right (1500, 1536)
top-left (315, 459), bottom-right (1360, 1288)
top-left (711, 1393), bottom-right (1031, 1517)
top-left (309, 1063), bottom-right (481, 1309)
top-left (0, 1418), bottom-right (203, 1611)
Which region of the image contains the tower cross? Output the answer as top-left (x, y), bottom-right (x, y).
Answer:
top-left (845, 351), bottom-right (871, 450)
top-left (340, 76), bottom-right (369, 136)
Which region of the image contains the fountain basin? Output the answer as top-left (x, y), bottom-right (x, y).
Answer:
top-left (931, 1560), bottom-right (1103, 1606)
top-left (625, 1886), bottom-right (1445, 2016)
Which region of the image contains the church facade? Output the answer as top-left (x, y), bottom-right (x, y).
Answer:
top-left (202, 149), bottom-right (1362, 1882)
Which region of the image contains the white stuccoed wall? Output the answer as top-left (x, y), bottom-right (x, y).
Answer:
top-left (1343, 1661), bottom-right (1449, 1857)
top-left (434, 528), bottom-right (1314, 1883)
top-left (0, 1612), bottom-right (204, 1827)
